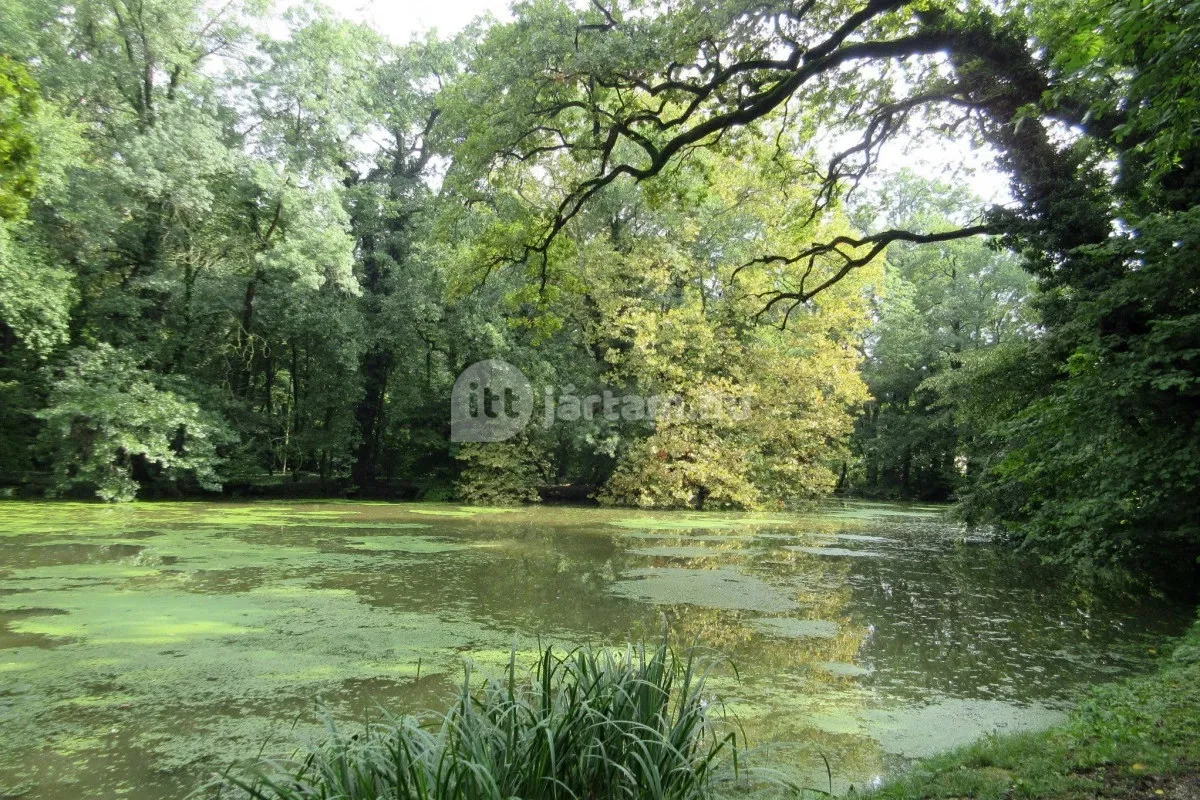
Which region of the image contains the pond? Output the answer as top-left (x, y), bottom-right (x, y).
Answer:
top-left (0, 500), bottom-right (1191, 798)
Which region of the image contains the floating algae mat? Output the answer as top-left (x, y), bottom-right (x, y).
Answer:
top-left (610, 567), bottom-right (800, 612)
top-left (752, 617), bottom-right (840, 639)
top-left (0, 500), bottom-right (1192, 799)
top-left (787, 545), bottom-right (885, 558)
top-left (607, 515), bottom-right (793, 530)
top-left (342, 536), bottom-right (484, 553)
top-left (626, 545), bottom-right (726, 559)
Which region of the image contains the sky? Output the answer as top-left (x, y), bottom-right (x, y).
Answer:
top-left (324, 0), bottom-right (513, 40)
top-left (310, 0), bottom-right (1011, 207)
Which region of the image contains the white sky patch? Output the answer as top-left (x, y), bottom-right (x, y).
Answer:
top-left (291, 0), bottom-right (1013, 208)
top-left (872, 136), bottom-right (1013, 209)
top-left (319, 0), bottom-right (514, 40)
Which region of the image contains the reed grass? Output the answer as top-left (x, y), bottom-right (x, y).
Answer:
top-left (211, 641), bottom-right (791, 800)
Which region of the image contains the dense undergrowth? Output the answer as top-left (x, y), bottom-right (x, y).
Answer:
top-left (210, 642), bottom-right (790, 800)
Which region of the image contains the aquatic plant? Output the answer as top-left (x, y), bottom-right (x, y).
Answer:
top-left (211, 642), bottom-right (779, 800)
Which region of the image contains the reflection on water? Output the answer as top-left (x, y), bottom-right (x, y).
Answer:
top-left (0, 500), bottom-right (1190, 798)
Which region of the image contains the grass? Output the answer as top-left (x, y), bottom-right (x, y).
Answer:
top-left (866, 614), bottom-right (1200, 800)
top-left (210, 641), bottom-right (798, 800)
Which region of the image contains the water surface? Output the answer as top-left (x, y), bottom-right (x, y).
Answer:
top-left (0, 501), bottom-right (1189, 797)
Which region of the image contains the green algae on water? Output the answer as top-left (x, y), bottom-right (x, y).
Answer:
top-left (786, 546), bottom-right (884, 558)
top-left (863, 698), bottom-right (1066, 758)
top-left (608, 516), bottom-right (793, 531)
top-left (609, 567), bottom-right (798, 612)
top-left (627, 545), bottom-right (725, 559)
top-left (407, 506), bottom-right (517, 517)
top-left (752, 618), bottom-right (840, 639)
top-left (342, 536), bottom-right (471, 554)
top-left (817, 661), bottom-right (873, 677)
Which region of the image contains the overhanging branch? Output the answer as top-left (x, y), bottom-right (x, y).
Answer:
top-left (747, 225), bottom-right (993, 326)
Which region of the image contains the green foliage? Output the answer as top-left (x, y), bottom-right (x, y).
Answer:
top-left (849, 172), bottom-right (1034, 501)
top-left (0, 0), bottom-right (1193, 582)
top-left (0, 224), bottom-right (74, 357)
top-left (548, 145), bottom-right (878, 510)
top-left (0, 56), bottom-right (39, 221)
top-left (455, 437), bottom-right (549, 505)
top-left (895, 0), bottom-right (1200, 567)
top-left (0, 55), bottom-right (78, 358)
top-left (38, 345), bottom-right (235, 501)
top-left (216, 642), bottom-right (759, 800)
top-left (1037, 0), bottom-right (1200, 188)
top-left (601, 418), bottom-right (763, 510)
top-left (944, 208), bottom-right (1200, 566)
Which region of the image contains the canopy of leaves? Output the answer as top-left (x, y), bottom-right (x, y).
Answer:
top-left (38, 345), bottom-right (234, 501)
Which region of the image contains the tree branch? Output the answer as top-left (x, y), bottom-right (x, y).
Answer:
top-left (747, 225), bottom-right (993, 326)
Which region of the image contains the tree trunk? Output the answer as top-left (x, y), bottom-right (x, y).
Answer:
top-left (235, 275), bottom-right (258, 397)
top-left (351, 347), bottom-right (393, 491)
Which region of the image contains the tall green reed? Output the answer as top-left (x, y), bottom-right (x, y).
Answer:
top-left (210, 641), bottom-right (795, 800)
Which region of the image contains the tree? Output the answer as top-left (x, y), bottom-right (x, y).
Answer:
top-left (849, 172), bottom-right (1033, 500)
top-left (38, 345), bottom-right (233, 500)
top-left (445, 0), bottom-right (1200, 566)
top-left (929, 0), bottom-right (1200, 568)
top-left (0, 55), bottom-right (81, 483)
top-left (0, 0), bottom-right (1194, 573)
top-left (935, 208), bottom-right (1200, 568)
top-left (0, 56), bottom-right (39, 221)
